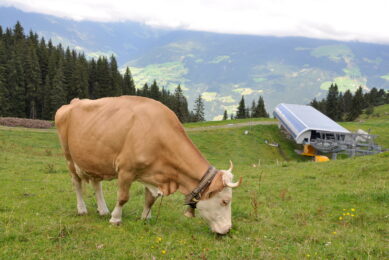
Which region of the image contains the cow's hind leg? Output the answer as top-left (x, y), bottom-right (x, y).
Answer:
top-left (72, 174), bottom-right (88, 215)
top-left (141, 187), bottom-right (158, 220)
top-left (67, 161), bottom-right (88, 215)
top-left (91, 180), bottom-right (110, 216)
top-left (109, 171), bottom-right (135, 225)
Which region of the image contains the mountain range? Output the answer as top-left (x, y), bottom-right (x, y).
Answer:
top-left (1, 7), bottom-right (389, 120)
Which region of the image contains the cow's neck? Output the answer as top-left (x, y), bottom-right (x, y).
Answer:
top-left (166, 135), bottom-right (211, 195)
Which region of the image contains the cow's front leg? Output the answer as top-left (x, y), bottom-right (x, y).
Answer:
top-left (110, 172), bottom-right (134, 225)
top-left (91, 180), bottom-right (110, 216)
top-left (141, 187), bottom-right (158, 220)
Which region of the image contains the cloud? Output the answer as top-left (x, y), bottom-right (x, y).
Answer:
top-left (1, 0), bottom-right (389, 44)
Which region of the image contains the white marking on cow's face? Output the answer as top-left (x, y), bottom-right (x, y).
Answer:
top-left (196, 187), bottom-right (232, 235)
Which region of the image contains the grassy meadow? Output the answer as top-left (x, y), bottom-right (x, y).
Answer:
top-left (0, 116), bottom-right (388, 259)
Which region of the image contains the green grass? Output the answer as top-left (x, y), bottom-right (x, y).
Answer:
top-left (0, 119), bottom-right (388, 259)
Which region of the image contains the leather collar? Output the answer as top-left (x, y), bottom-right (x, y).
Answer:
top-left (184, 166), bottom-right (218, 208)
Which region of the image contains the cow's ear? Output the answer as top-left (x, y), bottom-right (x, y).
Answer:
top-left (203, 172), bottom-right (224, 199)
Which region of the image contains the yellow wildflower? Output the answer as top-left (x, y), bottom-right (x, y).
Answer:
top-left (161, 250), bottom-right (166, 254)
top-left (351, 214), bottom-right (355, 217)
top-left (156, 237), bottom-right (162, 243)
top-left (351, 208), bottom-right (355, 212)
top-left (342, 213), bottom-right (346, 216)
top-left (343, 209), bottom-right (346, 211)
top-left (339, 216), bottom-right (343, 220)
top-left (306, 254), bottom-right (310, 258)
top-left (332, 231), bottom-right (336, 235)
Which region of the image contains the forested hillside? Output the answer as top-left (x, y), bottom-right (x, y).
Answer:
top-left (0, 22), bottom-right (202, 122)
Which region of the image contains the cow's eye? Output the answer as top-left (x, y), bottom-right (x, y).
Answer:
top-left (221, 200), bottom-right (229, 206)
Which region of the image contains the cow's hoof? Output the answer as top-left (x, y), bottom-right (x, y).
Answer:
top-left (77, 210), bottom-right (88, 215)
top-left (98, 209), bottom-right (110, 216)
top-left (141, 210), bottom-right (152, 220)
top-left (109, 218), bottom-right (122, 225)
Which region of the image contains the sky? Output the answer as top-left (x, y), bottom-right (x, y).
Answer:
top-left (1, 0), bottom-right (389, 44)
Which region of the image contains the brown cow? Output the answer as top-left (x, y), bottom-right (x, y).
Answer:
top-left (55, 96), bottom-right (241, 234)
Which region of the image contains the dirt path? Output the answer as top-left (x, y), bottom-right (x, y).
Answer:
top-left (185, 121), bottom-right (277, 132)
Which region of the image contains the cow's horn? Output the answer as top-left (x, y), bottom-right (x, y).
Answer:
top-left (225, 176), bottom-right (242, 188)
top-left (228, 160), bottom-right (234, 172)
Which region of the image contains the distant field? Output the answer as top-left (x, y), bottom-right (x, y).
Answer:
top-left (0, 115), bottom-right (388, 259)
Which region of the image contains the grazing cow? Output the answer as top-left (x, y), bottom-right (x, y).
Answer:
top-left (55, 96), bottom-right (241, 234)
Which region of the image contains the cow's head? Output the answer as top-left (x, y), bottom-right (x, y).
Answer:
top-left (196, 161), bottom-right (241, 235)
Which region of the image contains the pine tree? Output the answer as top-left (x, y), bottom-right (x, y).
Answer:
top-left (343, 90), bottom-right (353, 120)
top-left (193, 94), bottom-right (205, 122)
top-left (347, 86), bottom-right (364, 121)
top-left (140, 83), bottom-right (150, 97)
top-left (255, 96), bottom-right (269, 117)
top-left (173, 85), bottom-right (189, 123)
top-left (223, 110), bottom-right (228, 120)
top-left (325, 83), bottom-right (340, 121)
top-left (122, 67), bottom-right (135, 95)
top-left (149, 80), bottom-right (160, 101)
top-left (236, 96), bottom-right (246, 119)
top-left (109, 55), bottom-right (121, 96)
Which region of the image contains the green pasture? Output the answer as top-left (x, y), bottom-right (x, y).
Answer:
top-left (0, 117), bottom-right (388, 259)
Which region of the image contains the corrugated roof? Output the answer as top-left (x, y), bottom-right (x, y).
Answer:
top-left (274, 103), bottom-right (350, 140)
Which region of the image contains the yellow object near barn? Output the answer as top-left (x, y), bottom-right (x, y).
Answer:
top-left (301, 144), bottom-right (330, 162)
top-left (314, 155), bottom-right (330, 162)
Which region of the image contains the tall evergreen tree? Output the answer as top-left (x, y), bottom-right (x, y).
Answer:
top-left (173, 85), bottom-right (189, 123)
top-left (236, 96), bottom-right (246, 119)
top-left (193, 94), bottom-right (205, 122)
top-left (342, 90), bottom-right (353, 119)
top-left (347, 86), bottom-right (364, 121)
top-left (109, 55), bottom-right (121, 96)
top-left (223, 110), bottom-right (228, 120)
top-left (325, 83), bottom-right (340, 121)
top-left (255, 96), bottom-right (268, 118)
top-left (122, 67), bottom-right (135, 95)
top-left (149, 80), bottom-right (160, 101)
